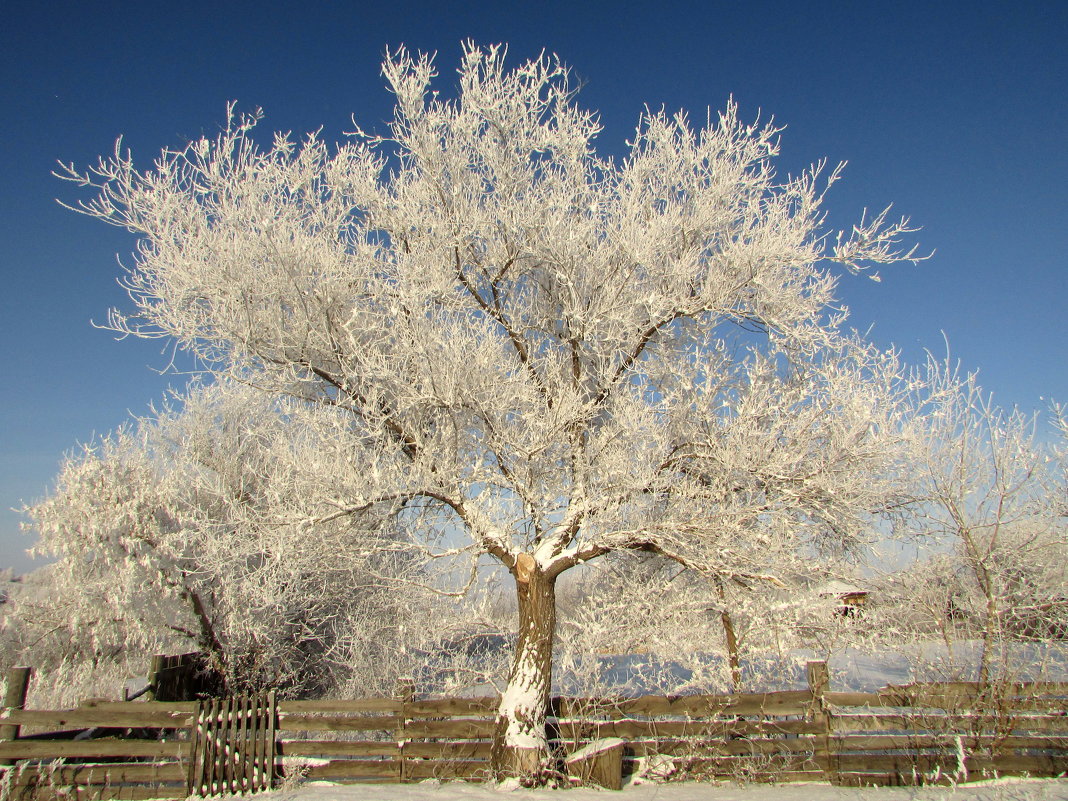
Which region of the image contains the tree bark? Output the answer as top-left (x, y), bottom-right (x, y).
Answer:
top-left (492, 553), bottom-right (557, 782)
top-left (715, 577), bottom-right (743, 692)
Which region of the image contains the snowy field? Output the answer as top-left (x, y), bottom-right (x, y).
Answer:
top-left (210, 779), bottom-right (1068, 801)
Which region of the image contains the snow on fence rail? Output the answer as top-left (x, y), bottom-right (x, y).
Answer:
top-left (1, 662), bottom-right (1067, 799)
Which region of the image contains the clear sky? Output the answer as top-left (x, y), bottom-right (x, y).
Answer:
top-left (2, 1), bottom-right (1065, 573)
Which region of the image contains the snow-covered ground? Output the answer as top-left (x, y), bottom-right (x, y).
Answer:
top-left (213, 779), bottom-right (1068, 801)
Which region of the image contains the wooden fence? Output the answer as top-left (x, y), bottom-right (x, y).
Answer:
top-left (2, 663), bottom-right (1066, 799)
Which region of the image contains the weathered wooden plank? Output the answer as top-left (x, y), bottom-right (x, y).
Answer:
top-left (224, 695), bottom-right (239, 793)
top-left (303, 759), bottom-right (401, 779)
top-left (404, 740), bottom-right (493, 759)
top-left (884, 681), bottom-right (1068, 695)
top-left (276, 713), bottom-right (400, 732)
top-left (246, 694), bottom-right (261, 792)
top-left (827, 686), bottom-right (1068, 713)
top-left (404, 719), bottom-right (495, 739)
top-left (75, 701), bottom-right (199, 714)
top-left (824, 691), bottom-right (890, 708)
top-left (187, 698), bottom-right (204, 796)
top-left (0, 709), bottom-right (196, 730)
top-left (557, 717), bottom-right (822, 740)
top-left (877, 695), bottom-right (1068, 714)
top-left (405, 697), bottom-right (498, 716)
top-left (200, 697), bottom-right (220, 796)
top-left (211, 696), bottom-right (226, 795)
top-left (264, 689), bottom-right (278, 791)
top-left (7, 762), bottom-right (187, 786)
top-left (833, 752), bottom-right (1068, 774)
top-left (717, 718), bottom-right (816, 736)
top-left (2, 786), bottom-right (187, 801)
top-left (235, 694), bottom-right (250, 793)
top-left (876, 685), bottom-right (1068, 710)
top-left (280, 698), bottom-right (402, 714)
top-left (615, 736), bottom-right (819, 757)
top-left (279, 739), bottom-right (399, 757)
top-left (555, 690), bottom-right (812, 718)
top-left (0, 739), bottom-right (184, 759)
top-left (562, 717), bottom-right (818, 738)
top-left (830, 713), bottom-right (1068, 734)
top-left (832, 733), bottom-right (1068, 752)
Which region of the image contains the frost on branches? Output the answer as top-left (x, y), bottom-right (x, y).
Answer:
top-left (866, 369), bottom-right (1068, 684)
top-left (23, 380), bottom-right (421, 698)
top-left (56, 44), bottom-right (932, 778)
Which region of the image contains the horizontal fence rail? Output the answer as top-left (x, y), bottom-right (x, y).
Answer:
top-left (2, 663), bottom-right (1067, 799)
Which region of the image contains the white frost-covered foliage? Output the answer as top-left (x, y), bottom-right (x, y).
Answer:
top-left (23, 379), bottom-right (423, 698)
top-left (57, 43), bottom-right (935, 764)
top-left (851, 371), bottom-right (1068, 683)
top-left (554, 552), bottom-right (876, 695)
top-left (0, 567), bottom-right (146, 707)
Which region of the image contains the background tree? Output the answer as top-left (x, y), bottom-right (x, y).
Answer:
top-left (58, 43), bottom-right (931, 778)
top-left (892, 370), bottom-right (1068, 681)
top-left (555, 550), bottom-right (872, 695)
top-left (25, 379), bottom-right (421, 698)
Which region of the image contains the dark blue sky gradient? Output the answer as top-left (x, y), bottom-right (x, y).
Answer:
top-left (2, 1), bottom-right (1065, 571)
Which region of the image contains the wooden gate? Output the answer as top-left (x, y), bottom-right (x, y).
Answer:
top-left (187, 691), bottom-right (277, 796)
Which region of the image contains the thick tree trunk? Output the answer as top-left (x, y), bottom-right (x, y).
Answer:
top-left (492, 553), bottom-right (557, 782)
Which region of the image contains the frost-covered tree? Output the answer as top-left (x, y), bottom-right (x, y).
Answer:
top-left (555, 551), bottom-right (867, 695)
top-left (898, 371), bottom-right (1068, 681)
top-left (57, 43), bottom-right (932, 777)
top-left (25, 379), bottom-right (421, 697)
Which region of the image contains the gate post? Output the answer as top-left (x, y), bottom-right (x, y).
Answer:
top-left (1, 667), bottom-right (32, 767)
top-left (394, 677), bottom-right (415, 782)
top-left (807, 661), bottom-right (837, 783)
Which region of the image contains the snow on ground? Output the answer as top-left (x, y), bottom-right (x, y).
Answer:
top-left (207, 778), bottom-right (1068, 801)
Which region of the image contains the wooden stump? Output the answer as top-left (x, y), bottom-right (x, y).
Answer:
top-left (565, 737), bottom-right (625, 790)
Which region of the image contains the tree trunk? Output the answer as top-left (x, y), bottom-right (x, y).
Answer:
top-left (715, 577), bottom-right (742, 692)
top-left (492, 553), bottom-right (557, 782)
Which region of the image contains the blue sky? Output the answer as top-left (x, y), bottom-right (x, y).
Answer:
top-left (2, 1), bottom-right (1065, 573)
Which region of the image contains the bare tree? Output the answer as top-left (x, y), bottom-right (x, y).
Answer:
top-left (57, 43), bottom-right (931, 778)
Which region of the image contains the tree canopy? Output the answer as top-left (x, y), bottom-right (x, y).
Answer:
top-left (56, 43), bottom-right (936, 778)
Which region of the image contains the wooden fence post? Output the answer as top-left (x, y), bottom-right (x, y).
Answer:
top-left (394, 677), bottom-right (415, 783)
top-left (265, 689), bottom-right (277, 791)
top-left (148, 654), bottom-right (165, 701)
top-left (806, 661), bottom-right (837, 784)
top-left (1, 666), bottom-right (33, 768)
